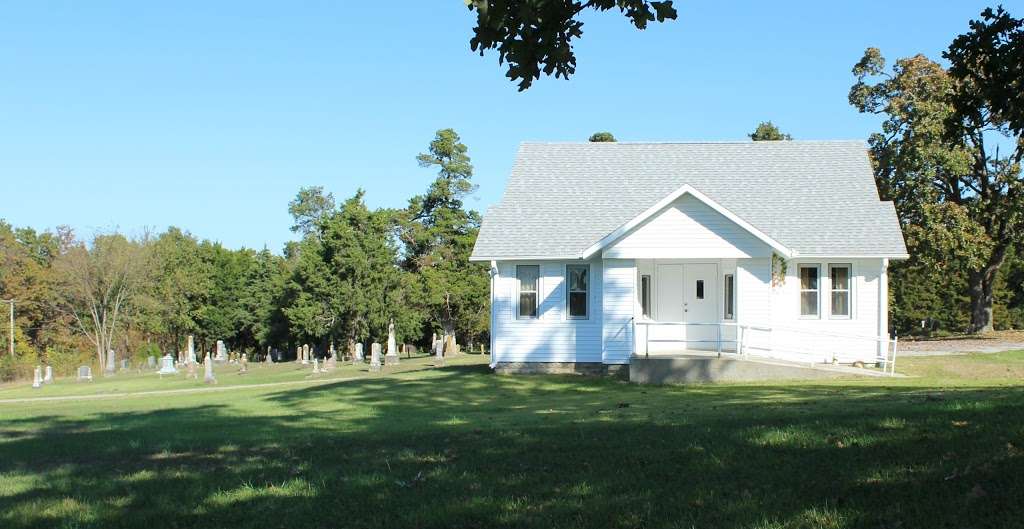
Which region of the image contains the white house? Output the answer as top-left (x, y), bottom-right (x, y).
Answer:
top-left (469, 141), bottom-right (908, 374)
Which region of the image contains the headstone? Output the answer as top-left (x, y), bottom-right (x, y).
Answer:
top-left (312, 357), bottom-right (321, 374)
top-left (43, 365), bottom-right (54, 384)
top-left (105, 349), bottom-right (116, 373)
top-left (369, 343), bottom-right (382, 372)
top-left (203, 353), bottom-right (217, 384)
top-left (443, 334), bottom-right (457, 356)
top-left (120, 359), bottom-right (130, 371)
top-left (266, 347), bottom-right (274, 364)
top-left (158, 354), bottom-right (178, 376)
top-left (329, 342), bottom-right (336, 360)
top-left (304, 344), bottom-right (312, 365)
top-left (215, 340), bottom-right (227, 362)
top-left (32, 366), bottom-right (42, 388)
top-left (240, 353), bottom-right (248, 373)
top-left (355, 343), bottom-right (364, 362)
top-left (77, 365), bottom-right (93, 381)
top-left (147, 355), bottom-right (157, 369)
top-left (187, 335), bottom-right (196, 364)
top-left (325, 352), bottom-right (336, 371)
top-left (187, 360), bottom-right (198, 379)
top-left (385, 319), bottom-right (399, 365)
top-left (434, 339), bottom-right (444, 367)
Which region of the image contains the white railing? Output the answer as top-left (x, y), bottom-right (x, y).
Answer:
top-left (633, 320), bottom-right (899, 375)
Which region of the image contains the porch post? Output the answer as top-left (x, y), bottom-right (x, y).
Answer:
top-left (877, 258), bottom-right (889, 362)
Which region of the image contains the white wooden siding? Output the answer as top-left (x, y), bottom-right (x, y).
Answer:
top-left (491, 260), bottom-right (603, 364)
top-left (603, 194), bottom-right (771, 259)
top-left (767, 258), bottom-right (884, 363)
top-left (602, 259), bottom-right (636, 364)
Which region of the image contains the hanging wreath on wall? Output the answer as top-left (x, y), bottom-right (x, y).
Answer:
top-left (771, 253), bottom-right (787, 287)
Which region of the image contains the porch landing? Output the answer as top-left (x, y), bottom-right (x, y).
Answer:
top-left (629, 351), bottom-right (897, 384)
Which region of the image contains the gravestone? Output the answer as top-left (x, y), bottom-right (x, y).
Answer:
top-left (355, 343), bottom-right (364, 362)
top-left (105, 349), bottom-right (116, 374)
top-left (385, 319), bottom-right (399, 366)
top-left (216, 340), bottom-right (227, 362)
top-left (32, 366), bottom-right (42, 388)
top-left (434, 339), bottom-right (444, 367)
top-left (120, 359), bottom-right (130, 371)
top-left (43, 365), bottom-right (54, 384)
top-left (77, 365), bottom-right (93, 381)
top-left (312, 357), bottom-right (320, 374)
top-left (431, 333), bottom-right (438, 356)
top-left (186, 360), bottom-right (198, 379)
top-left (157, 354), bottom-right (178, 377)
top-left (203, 353), bottom-right (217, 384)
top-left (266, 347), bottom-right (274, 364)
top-left (443, 335), bottom-right (457, 357)
top-left (147, 355), bottom-right (157, 369)
top-left (325, 352), bottom-right (336, 371)
top-left (240, 353), bottom-right (248, 373)
top-left (369, 343), bottom-right (382, 372)
top-left (187, 335), bottom-right (197, 364)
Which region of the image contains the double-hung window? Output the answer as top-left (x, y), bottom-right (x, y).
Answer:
top-left (517, 265), bottom-right (539, 319)
top-left (799, 264), bottom-right (820, 318)
top-left (829, 264), bottom-right (851, 318)
top-left (565, 265), bottom-right (589, 319)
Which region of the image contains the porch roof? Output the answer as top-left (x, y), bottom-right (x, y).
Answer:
top-left (470, 141), bottom-right (908, 261)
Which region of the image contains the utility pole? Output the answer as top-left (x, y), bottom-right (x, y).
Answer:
top-left (2, 299), bottom-right (12, 358)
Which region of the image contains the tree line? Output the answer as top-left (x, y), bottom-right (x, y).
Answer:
top-left (0, 129), bottom-right (489, 380)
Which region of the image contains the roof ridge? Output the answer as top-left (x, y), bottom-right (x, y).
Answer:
top-left (518, 140), bottom-right (867, 145)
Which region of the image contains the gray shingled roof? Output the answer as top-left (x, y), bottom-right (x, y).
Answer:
top-left (470, 141), bottom-right (908, 261)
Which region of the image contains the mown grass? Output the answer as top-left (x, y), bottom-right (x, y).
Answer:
top-left (1, 352), bottom-right (1023, 529)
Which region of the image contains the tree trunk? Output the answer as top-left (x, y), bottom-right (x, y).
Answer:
top-left (967, 244), bottom-right (1009, 334)
top-left (967, 269), bottom-right (995, 333)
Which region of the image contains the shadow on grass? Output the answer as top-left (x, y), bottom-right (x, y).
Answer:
top-left (1, 364), bottom-right (1023, 529)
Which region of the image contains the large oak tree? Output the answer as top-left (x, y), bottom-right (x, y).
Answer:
top-left (850, 7), bottom-right (1024, 333)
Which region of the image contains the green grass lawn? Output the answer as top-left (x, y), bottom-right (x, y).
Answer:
top-left (2, 353), bottom-right (1023, 529)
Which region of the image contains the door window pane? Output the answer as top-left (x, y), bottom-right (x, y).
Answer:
top-left (517, 265), bottom-right (539, 318)
top-left (696, 280), bottom-right (704, 300)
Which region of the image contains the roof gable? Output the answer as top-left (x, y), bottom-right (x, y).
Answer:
top-left (582, 184), bottom-right (790, 259)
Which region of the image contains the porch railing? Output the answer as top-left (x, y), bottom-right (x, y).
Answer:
top-left (633, 320), bottom-right (899, 375)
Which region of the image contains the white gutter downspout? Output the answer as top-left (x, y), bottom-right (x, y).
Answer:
top-left (489, 260), bottom-right (498, 369)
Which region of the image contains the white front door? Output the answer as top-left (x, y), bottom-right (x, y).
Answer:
top-left (649, 263), bottom-right (719, 351)
top-left (683, 263), bottom-right (718, 350)
top-left (656, 264), bottom-right (684, 322)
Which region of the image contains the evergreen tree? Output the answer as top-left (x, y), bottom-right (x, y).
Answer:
top-left (749, 121), bottom-right (792, 141)
top-left (400, 129), bottom-right (490, 347)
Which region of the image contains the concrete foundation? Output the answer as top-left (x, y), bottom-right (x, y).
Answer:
top-left (494, 362), bottom-right (619, 377)
top-left (629, 354), bottom-right (886, 384)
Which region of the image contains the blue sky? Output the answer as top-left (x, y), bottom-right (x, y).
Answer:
top-left (0, 1), bottom-right (1014, 251)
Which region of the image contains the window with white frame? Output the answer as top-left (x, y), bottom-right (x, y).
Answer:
top-left (830, 264), bottom-right (851, 318)
top-left (799, 264), bottom-right (820, 318)
top-left (565, 264), bottom-right (589, 319)
top-left (641, 275), bottom-right (652, 318)
top-left (723, 273), bottom-right (735, 320)
top-left (517, 265), bottom-right (539, 319)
